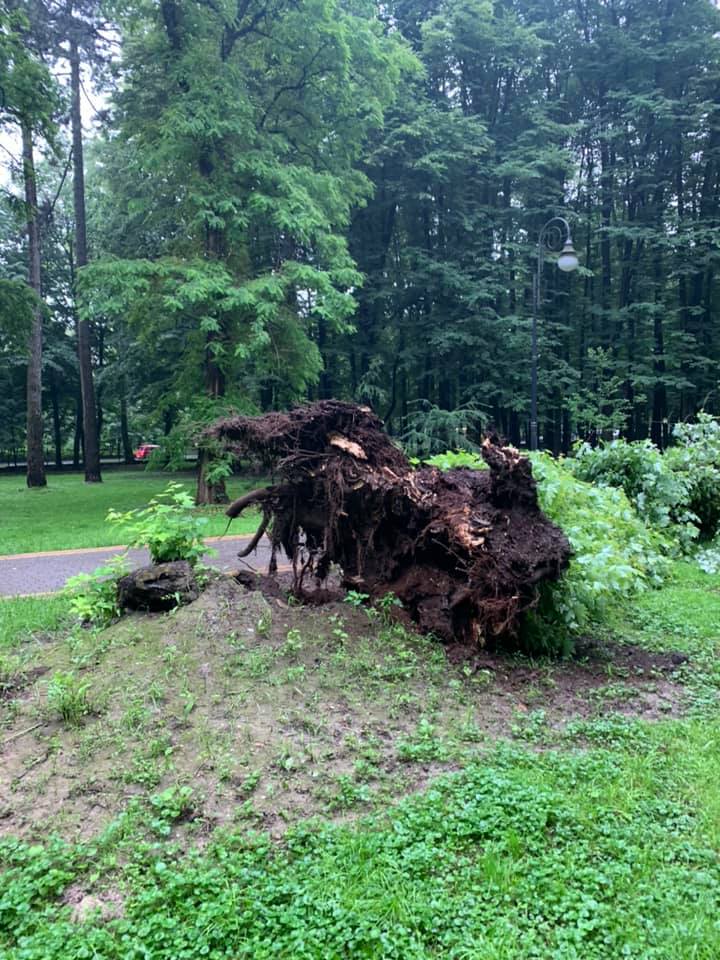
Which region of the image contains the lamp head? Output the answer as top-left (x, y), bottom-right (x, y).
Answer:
top-left (557, 240), bottom-right (579, 273)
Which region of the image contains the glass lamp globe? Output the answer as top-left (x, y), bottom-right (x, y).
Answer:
top-left (557, 241), bottom-right (579, 272)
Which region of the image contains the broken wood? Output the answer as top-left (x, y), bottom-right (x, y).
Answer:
top-left (212, 400), bottom-right (571, 648)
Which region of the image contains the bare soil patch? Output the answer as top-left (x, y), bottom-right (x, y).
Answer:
top-left (0, 579), bottom-right (688, 844)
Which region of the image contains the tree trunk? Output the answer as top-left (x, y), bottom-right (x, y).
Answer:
top-left (21, 119), bottom-right (46, 489)
top-left (70, 39), bottom-right (102, 484)
top-left (120, 380), bottom-right (134, 463)
top-left (195, 447), bottom-right (228, 505)
top-left (73, 392), bottom-right (83, 469)
top-left (51, 378), bottom-right (63, 469)
top-left (195, 208), bottom-right (228, 505)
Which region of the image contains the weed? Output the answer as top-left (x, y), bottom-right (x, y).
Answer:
top-left (344, 590), bottom-right (370, 609)
top-left (396, 717), bottom-right (450, 762)
top-left (0, 654), bottom-right (19, 697)
top-left (63, 556), bottom-right (128, 627)
top-left (282, 628), bottom-right (304, 655)
top-left (46, 671), bottom-right (93, 726)
top-left (374, 591), bottom-right (402, 625)
top-left (238, 770), bottom-right (261, 797)
top-left (511, 708), bottom-right (550, 743)
top-left (326, 774), bottom-right (372, 811)
top-left (284, 665), bottom-right (305, 683)
top-left (255, 610), bottom-right (273, 638)
top-left (123, 737), bottom-right (174, 787)
top-left (148, 786), bottom-right (196, 836)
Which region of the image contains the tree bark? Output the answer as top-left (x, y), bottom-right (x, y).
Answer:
top-left (70, 38), bottom-right (102, 483)
top-left (73, 391), bottom-right (83, 468)
top-left (50, 377), bottom-right (63, 469)
top-left (120, 379), bottom-right (134, 463)
top-left (21, 119), bottom-right (46, 488)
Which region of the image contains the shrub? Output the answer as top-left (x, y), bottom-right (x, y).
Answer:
top-left (423, 450), bottom-right (668, 654)
top-left (107, 482), bottom-right (213, 566)
top-left (569, 439), bottom-right (698, 550)
top-left (525, 453), bottom-right (669, 653)
top-left (63, 556), bottom-right (128, 627)
top-left (665, 414), bottom-right (720, 539)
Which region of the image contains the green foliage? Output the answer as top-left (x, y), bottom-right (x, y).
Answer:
top-left (46, 671), bottom-right (92, 726)
top-left (697, 538), bottom-right (720, 575)
top-left (570, 439), bottom-right (699, 549)
top-left (666, 414), bottom-right (720, 539)
top-left (401, 401), bottom-right (485, 458)
top-left (566, 347), bottom-right (632, 435)
top-left (424, 449), bottom-right (668, 651)
top-left (148, 396), bottom-right (259, 499)
top-left (0, 279), bottom-right (37, 351)
top-left (148, 786), bottom-right (195, 837)
top-left (0, 7), bottom-right (60, 138)
top-left (2, 732), bottom-right (720, 958)
top-left (106, 483), bottom-right (212, 566)
top-left (421, 449), bottom-right (487, 471)
top-left (373, 591), bottom-right (403, 627)
top-left (81, 0), bottom-right (413, 420)
top-left (527, 453), bottom-right (669, 650)
top-left (343, 590), bottom-right (370, 608)
top-left (63, 558), bottom-right (127, 627)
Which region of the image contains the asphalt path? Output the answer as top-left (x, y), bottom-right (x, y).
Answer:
top-left (0, 535), bottom-right (275, 597)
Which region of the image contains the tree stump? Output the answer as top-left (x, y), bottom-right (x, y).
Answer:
top-left (117, 561), bottom-right (199, 612)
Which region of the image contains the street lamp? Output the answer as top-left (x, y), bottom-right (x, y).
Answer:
top-left (530, 216), bottom-right (579, 451)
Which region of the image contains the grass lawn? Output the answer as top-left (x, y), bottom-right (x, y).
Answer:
top-left (0, 469), bottom-right (264, 554)
top-left (0, 560), bottom-right (719, 957)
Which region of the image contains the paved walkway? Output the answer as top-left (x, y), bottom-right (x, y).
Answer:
top-left (0, 535), bottom-right (275, 597)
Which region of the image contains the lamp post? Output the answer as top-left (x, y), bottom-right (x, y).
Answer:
top-left (529, 216), bottom-right (579, 451)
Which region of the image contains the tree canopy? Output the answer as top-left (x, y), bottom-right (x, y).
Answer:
top-left (2, 0), bottom-right (719, 481)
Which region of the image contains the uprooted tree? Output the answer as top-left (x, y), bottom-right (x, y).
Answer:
top-left (211, 401), bottom-right (571, 648)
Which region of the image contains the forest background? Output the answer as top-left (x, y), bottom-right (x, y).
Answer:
top-left (2, 0), bottom-right (720, 500)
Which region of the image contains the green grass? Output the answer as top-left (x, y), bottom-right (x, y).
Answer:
top-left (0, 594), bottom-right (68, 648)
top-left (0, 469), bottom-right (264, 554)
top-left (1, 723), bottom-right (719, 958)
top-left (0, 562), bottom-right (719, 958)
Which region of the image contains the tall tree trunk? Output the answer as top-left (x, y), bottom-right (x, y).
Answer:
top-left (73, 392), bottom-right (83, 469)
top-left (120, 379), bottom-right (134, 463)
top-left (21, 119), bottom-right (46, 488)
top-left (70, 38), bottom-right (102, 483)
top-left (194, 194), bottom-right (228, 504)
top-left (50, 377), bottom-right (63, 469)
top-left (196, 343), bottom-right (229, 505)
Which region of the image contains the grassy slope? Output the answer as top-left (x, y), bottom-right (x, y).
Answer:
top-left (0, 470), bottom-right (263, 554)
top-left (0, 562), bottom-right (719, 958)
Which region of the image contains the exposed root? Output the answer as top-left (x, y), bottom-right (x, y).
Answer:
top-left (237, 513), bottom-right (270, 558)
top-left (211, 400), bottom-right (571, 648)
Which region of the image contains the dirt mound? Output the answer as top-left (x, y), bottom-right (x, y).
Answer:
top-left (0, 579), bottom-right (688, 844)
top-left (212, 401), bottom-right (571, 647)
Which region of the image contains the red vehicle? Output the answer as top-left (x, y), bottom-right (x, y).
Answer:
top-left (133, 443), bottom-right (160, 462)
